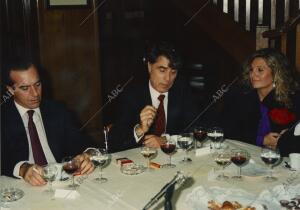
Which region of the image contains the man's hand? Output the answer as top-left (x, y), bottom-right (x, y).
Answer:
top-left (138, 106), bottom-right (157, 134)
top-left (20, 163), bottom-right (46, 186)
top-left (143, 135), bottom-right (166, 148)
top-left (75, 153), bottom-right (95, 175)
top-left (263, 132), bottom-right (280, 149)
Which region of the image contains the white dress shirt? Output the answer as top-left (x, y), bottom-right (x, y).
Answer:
top-left (13, 102), bottom-right (56, 178)
top-left (134, 82), bottom-right (169, 142)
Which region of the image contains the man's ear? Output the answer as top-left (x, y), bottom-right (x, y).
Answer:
top-left (6, 85), bottom-right (15, 95)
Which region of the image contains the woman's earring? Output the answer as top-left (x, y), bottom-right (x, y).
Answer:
top-left (272, 82), bottom-right (276, 88)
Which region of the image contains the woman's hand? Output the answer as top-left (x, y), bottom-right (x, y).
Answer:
top-left (263, 132), bottom-right (280, 149)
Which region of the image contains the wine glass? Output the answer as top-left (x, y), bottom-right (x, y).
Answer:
top-left (90, 148), bottom-right (110, 183)
top-left (160, 138), bottom-right (177, 168)
top-left (177, 133), bottom-right (193, 163)
top-left (213, 149), bottom-right (231, 180)
top-left (62, 156), bottom-right (81, 189)
top-left (140, 145), bottom-right (157, 170)
top-left (41, 163), bottom-right (58, 194)
top-left (193, 126), bottom-right (207, 148)
top-left (207, 127), bottom-right (224, 150)
top-left (261, 146), bottom-right (281, 181)
top-left (231, 149), bottom-right (250, 180)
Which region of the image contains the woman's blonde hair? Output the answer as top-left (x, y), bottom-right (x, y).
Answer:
top-left (242, 48), bottom-right (298, 107)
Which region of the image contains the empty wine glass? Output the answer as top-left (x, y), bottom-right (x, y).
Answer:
top-left (177, 133), bottom-right (193, 163)
top-left (261, 146), bottom-right (281, 181)
top-left (160, 138), bottom-right (176, 168)
top-left (62, 156), bottom-right (81, 189)
top-left (213, 149), bottom-right (231, 180)
top-left (90, 148), bottom-right (110, 183)
top-left (193, 126), bottom-right (207, 149)
top-left (207, 127), bottom-right (224, 150)
top-left (231, 149), bottom-right (250, 180)
top-left (41, 163), bottom-right (58, 194)
top-left (140, 145), bottom-right (157, 170)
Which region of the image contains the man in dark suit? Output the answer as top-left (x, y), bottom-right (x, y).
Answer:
top-left (1, 59), bottom-right (95, 186)
top-left (109, 42), bottom-right (199, 152)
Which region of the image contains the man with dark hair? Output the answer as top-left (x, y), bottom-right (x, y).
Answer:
top-left (1, 59), bottom-right (95, 186)
top-left (109, 42), bottom-right (199, 152)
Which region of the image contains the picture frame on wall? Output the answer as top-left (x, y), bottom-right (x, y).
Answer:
top-left (46, 0), bottom-right (91, 9)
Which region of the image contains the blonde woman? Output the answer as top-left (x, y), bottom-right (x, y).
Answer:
top-left (222, 48), bottom-right (299, 153)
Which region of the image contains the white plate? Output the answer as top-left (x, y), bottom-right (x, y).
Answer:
top-left (0, 188), bottom-right (24, 202)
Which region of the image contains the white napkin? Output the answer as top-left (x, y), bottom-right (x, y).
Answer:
top-left (54, 189), bottom-right (80, 199)
top-left (195, 147), bottom-right (211, 156)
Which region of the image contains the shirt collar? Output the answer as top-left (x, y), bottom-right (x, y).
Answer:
top-left (14, 101), bottom-right (41, 119)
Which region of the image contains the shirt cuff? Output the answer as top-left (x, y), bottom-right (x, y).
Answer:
top-left (134, 124), bottom-right (144, 143)
top-left (13, 161), bottom-right (29, 179)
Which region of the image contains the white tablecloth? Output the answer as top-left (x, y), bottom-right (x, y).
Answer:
top-left (1, 139), bottom-right (299, 210)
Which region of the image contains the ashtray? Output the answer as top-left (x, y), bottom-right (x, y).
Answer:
top-left (0, 188), bottom-right (24, 202)
top-left (120, 163), bottom-right (146, 175)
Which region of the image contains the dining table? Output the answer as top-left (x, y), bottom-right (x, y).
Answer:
top-left (1, 139), bottom-right (299, 210)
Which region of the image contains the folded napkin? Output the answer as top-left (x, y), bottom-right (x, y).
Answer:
top-left (54, 189), bottom-right (80, 199)
top-left (195, 147), bottom-right (211, 157)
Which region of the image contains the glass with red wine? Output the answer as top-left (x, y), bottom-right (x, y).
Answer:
top-left (230, 149), bottom-right (250, 180)
top-left (261, 146), bottom-right (281, 181)
top-left (193, 126), bottom-right (207, 149)
top-left (62, 156), bottom-right (81, 189)
top-left (160, 138), bottom-right (177, 168)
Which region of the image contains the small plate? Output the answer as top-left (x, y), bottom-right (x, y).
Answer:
top-left (0, 188), bottom-right (24, 202)
top-left (120, 163), bottom-right (146, 175)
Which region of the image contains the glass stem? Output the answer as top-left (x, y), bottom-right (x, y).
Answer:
top-left (185, 149), bottom-right (188, 161)
top-left (72, 175), bottom-right (75, 189)
top-left (239, 167), bottom-right (242, 177)
top-left (100, 167), bottom-right (103, 179)
top-left (169, 155), bottom-right (172, 165)
top-left (269, 166), bottom-right (273, 178)
top-left (49, 181), bottom-right (52, 191)
top-left (148, 158), bottom-right (150, 169)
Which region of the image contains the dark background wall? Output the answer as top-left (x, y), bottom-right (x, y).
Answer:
top-left (99, 0), bottom-right (244, 125)
top-left (3, 0), bottom-right (298, 144)
top-left (1, 0), bottom-right (102, 143)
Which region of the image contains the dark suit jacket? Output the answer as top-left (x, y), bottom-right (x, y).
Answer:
top-left (220, 88), bottom-right (300, 155)
top-left (277, 123), bottom-right (300, 157)
top-left (109, 78), bottom-right (199, 152)
top-left (1, 99), bottom-right (93, 177)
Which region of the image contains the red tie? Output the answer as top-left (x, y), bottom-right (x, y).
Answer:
top-left (27, 110), bottom-right (47, 166)
top-left (154, 95), bottom-right (166, 136)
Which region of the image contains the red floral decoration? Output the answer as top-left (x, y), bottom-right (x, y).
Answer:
top-left (269, 108), bottom-right (296, 125)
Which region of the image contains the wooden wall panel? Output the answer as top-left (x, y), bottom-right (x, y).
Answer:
top-left (37, 0), bottom-right (102, 141)
top-left (296, 24), bottom-right (300, 72)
